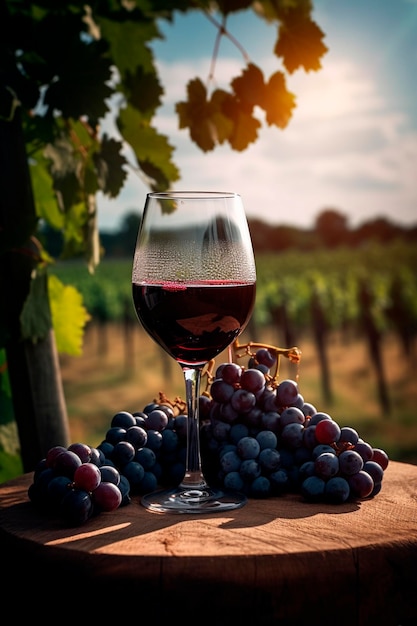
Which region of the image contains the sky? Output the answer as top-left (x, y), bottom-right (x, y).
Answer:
top-left (97, 0), bottom-right (417, 232)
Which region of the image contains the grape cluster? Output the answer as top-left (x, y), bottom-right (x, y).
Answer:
top-left (199, 349), bottom-right (389, 503)
top-left (28, 345), bottom-right (389, 526)
top-left (27, 407), bottom-right (188, 526)
top-left (28, 442), bottom-right (128, 526)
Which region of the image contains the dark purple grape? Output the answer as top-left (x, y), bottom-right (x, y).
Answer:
top-left (99, 464), bottom-right (121, 485)
top-left (354, 440), bottom-right (374, 462)
top-left (237, 436), bottom-right (261, 460)
top-left (301, 475), bottom-right (325, 502)
top-left (220, 450), bottom-right (241, 473)
top-left (239, 459), bottom-right (261, 481)
top-left (219, 362), bottom-right (242, 385)
top-left (145, 409), bottom-right (169, 432)
top-left (315, 418), bottom-right (341, 444)
top-left (315, 452), bottom-right (339, 479)
top-left (249, 476), bottom-right (271, 498)
top-left (348, 470), bottom-right (374, 498)
top-left (105, 426), bottom-right (127, 445)
top-left (45, 445), bottom-right (67, 468)
top-left (53, 450), bottom-right (83, 479)
top-left (363, 460), bottom-right (384, 484)
top-left (210, 379), bottom-right (235, 403)
top-left (240, 368), bottom-right (266, 394)
top-left (135, 447), bottom-right (156, 470)
top-left (275, 379), bottom-right (299, 407)
top-left (92, 482), bottom-right (122, 512)
top-left (122, 461), bottom-right (145, 490)
top-left (255, 348), bottom-right (276, 368)
top-left (325, 476), bottom-right (350, 503)
top-left (112, 441), bottom-right (136, 467)
top-left (230, 388), bottom-right (256, 413)
top-left (224, 471), bottom-right (244, 492)
top-left (255, 430), bottom-right (277, 450)
top-left (339, 426), bottom-right (359, 446)
top-left (73, 463), bottom-right (101, 492)
top-left (280, 406), bottom-right (305, 427)
top-left (372, 448), bottom-right (389, 470)
top-left (118, 475), bottom-right (131, 506)
top-left (60, 488), bottom-right (94, 526)
top-left (125, 425), bottom-right (148, 449)
top-left (281, 423), bottom-right (304, 449)
top-left (111, 411), bottom-right (137, 429)
top-left (258, 448), bottom-right (281, 472)
top-left (339, 449), bottom-right (364, 475)
top-left (47, 475), bottom-right (72, 505)
top-left (308, 411), bottom-right (332, 426)
top-left (68, 442), bottom-right (92, 463)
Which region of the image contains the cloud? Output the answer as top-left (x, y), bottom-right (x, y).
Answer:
top-left (97, 51), bottom-right (417, 231)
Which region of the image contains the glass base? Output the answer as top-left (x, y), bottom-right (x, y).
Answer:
top-left (140, 485), bottom-right (247, 514)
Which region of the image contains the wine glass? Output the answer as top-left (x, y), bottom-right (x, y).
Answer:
top-left (132, 191), bottom-right (256, 513)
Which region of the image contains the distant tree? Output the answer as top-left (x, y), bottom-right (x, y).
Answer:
top-left (352, 217), bottom-right (403, 245)
top-left (315, 209), bottom-right (349, 248)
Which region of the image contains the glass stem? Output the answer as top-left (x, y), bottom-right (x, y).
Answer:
top-left (180, 366), bottom-right (207, 489)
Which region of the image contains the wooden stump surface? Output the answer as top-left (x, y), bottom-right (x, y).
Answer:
top-left (1, 461), bottom-right (416, 625)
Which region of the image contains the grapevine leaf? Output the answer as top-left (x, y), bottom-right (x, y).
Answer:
top-left (47, 274), bottom-right (91, 356)
top-left (44, 138), bottom-right (81, 213)
top-left (123, 65), bottom-right (164, 120)
top-left (20, 269), bottom-right (52, 343)
top-left (97, 16), bottom-right (160, 76)
top-left (30, 155), bottom-right (65, 230)
top-left (118, 104), bottom-right (179, 188)
top-left (93, 134), bottom-right (128, 199)
top-left (230, 63), bottom-right (266, 111)
top-left (43, 38), bottom-right (114, 120)
top-left (176, 78), bottom-right (214, 151)
top-left (274, 11), bottom-right (328, 73)
top-left (253, 0), bottom-right (309, 22)
top-left (216, 0), bottom-right (253, 14)
top-left (176, 79), bottom-right (234, 152)
top-left (263, 71), bottom-right (296, 128)
top-left (210, 90), bottom-right (234, 144)
top-left (229, 109), bottom-right (261, 151)
top-left (220, 93), bottom-right (261, 150)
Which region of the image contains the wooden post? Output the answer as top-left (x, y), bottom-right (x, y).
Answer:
top-left (0, 106), bottom-right (70, 471)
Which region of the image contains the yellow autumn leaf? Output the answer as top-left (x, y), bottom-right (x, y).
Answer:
top-left (48, 274), bottom-right (91, 356)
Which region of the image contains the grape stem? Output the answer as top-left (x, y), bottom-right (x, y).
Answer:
top-left (232, 340), bottom-right (302, 388)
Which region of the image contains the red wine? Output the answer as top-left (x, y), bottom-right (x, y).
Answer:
top-left (132, 281), bottom-right (256, 366)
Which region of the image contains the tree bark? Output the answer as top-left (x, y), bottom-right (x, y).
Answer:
top-left (0, 107), bottom-right (70, 471)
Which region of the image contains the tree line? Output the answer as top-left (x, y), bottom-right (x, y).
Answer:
top-left (39, 207), bottom-right (417, 260)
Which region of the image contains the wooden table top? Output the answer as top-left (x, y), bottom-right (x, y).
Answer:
top-left (1, 461), bottom-right (416, 625)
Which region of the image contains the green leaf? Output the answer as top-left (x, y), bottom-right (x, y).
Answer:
top-left (94, 134), bottom-right (128, 198)
top-left (20, 269), bottom-right (52, 343)
top-left (263, 71), bottom-right (296, 128)
top-left (30, 154), bottom-right (65, 229)
top-left (98, 16), bottom-right (160, 77)
top-left (117, 104), bottom-right (179, 188)
top-left (216, 0), bottom-right (253, 14)
top-left (48, 274), bottom-right (91, 356)
top-left (43, 38), bottom-right (114, 120)
top-left (274, 11), bottom-right (328, 73)
top-left (123, 65), bottom-right (164, 119)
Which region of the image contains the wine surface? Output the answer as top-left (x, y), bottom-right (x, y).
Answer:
top-left (132, 281), bottom-right (256, 366)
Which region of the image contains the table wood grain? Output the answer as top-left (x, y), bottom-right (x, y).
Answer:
top-left (1, 461), bottom-right (416, 625)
